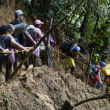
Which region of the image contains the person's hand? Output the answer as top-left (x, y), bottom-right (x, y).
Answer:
top-left (24, 48), bottom-right (29, 52)
top-left (100, 81), bottom-right (103, 84)
top-left (33, 41), bottom-right (36, 46)
top-left (15, 50), bottom-right (19, 53)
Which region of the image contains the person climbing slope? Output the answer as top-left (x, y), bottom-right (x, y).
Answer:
top-left (100, 62), bottom-right (110, 92)
top-left (90, 64), bottom-right (102, 89)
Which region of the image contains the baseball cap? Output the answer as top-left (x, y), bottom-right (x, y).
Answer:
top-left (35, 20), bottom-right (44, 25)
top-left (78, 38), bottom-right (85, 43)
top-left (1, 25), bottom-right (10, 32)
top-left (0, 25), bottom-right (10, 35)
top-left (15, 10), bottom-right (25, 16)
top-left (100, 62), bottom-right (106, 67)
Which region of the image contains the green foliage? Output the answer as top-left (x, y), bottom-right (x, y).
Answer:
top-left (22, 0), bottom-right (110, 51)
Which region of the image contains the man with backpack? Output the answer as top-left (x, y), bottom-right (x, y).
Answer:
top-left (10, 10), bottom-right (36, 70)
top-left (60, 38), bottom-right (85, 74)
top-left (90, 64), bottom-right (102, 88)
top-left (60, 38), bottom-right (85, 57)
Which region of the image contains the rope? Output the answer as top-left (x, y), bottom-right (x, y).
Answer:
top-left (0, 47), bottom-right (34, 54)
top-left (51, 47), bottom-right (87, 66)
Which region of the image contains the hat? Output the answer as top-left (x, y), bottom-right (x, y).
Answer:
top-left (28, 25), bottom-right (35, 29)
top-left (74, 46), bottom-right (79, 52)
top-left (0, 25), bottom-right (9, 35)
top-left (100, 62), bottom-right (106, 67)
top-left (35, 20), bottom-right (44, 25)
top-left (77, 46), bottom-right (80, 51)
top-left (78, 38), bottom-right (85, 42)
top-left (1, 25), bottom-right (10, 32)
top-left (15, 10), bottom-right (25, 16)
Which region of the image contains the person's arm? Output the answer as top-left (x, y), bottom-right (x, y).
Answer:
top-left (78, 51), bottom-right (84, 58)
top-left (98, 72), bottom-right (102, 83)
top-left (0, 46), bottom-right (5, 51)
top-left (10, 39), bottom-right (28, 52)
top-left (34, 28), bottom-right (43, 40)
top-left (24, 31), bottom-right (36, 46)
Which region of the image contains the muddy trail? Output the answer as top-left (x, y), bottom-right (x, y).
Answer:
top-left (0, 63), bottom-right (110, 110)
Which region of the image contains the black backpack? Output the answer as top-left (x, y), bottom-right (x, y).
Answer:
top-left (26, 29), bottom-right (35, 46)
top-left (0, 37), bottom-right (5, 57)
top-left (90, 64), bottom-right (99, 74)
top-left (59, 42), bottom-right (76, 53)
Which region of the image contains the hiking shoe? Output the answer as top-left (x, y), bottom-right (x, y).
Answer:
top-left (91, 85), bottom-right (95, 88)
top-left (97, 83), bottom-right (102, 89)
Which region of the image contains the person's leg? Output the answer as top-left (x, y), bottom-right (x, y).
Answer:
top-left (95, 74), bottom-right (102, 89)
top-left (71, 67), bottom-right (75, 75)
top-left (91, 75), bottom-right (96, 87)
top-left (6, 62), bottom-right (12, 80)
top-left (19, 51), bottom-right (29, 69)
top-left (33, 54), bottom-right (37, 67)
top-left (14, 53), bottom-right (18, 70)
top-left (46, 47), bottom-right (52, 67)
top-left (0, 57), bottom-right (5, 84)
top-left (23, 52), bottom-right (29, 69)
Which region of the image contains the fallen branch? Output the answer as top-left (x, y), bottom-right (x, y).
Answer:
top-left (61, 94), bottom-right (110, 110)
top-left (74, 94), bottom-right (109, 107)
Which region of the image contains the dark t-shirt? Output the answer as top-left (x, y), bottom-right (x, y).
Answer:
top-left (10, 19), bottom-right (22, 25)
top-left (0, 36), bottom-right (11, 49)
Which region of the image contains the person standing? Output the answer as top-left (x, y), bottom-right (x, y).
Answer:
top-left (100, 62), bottom-right (110, 92)
top-left (90, 64), bottom-right (102, 88)
top-left (0, 25), bottom-right (28, 83)
top-left (10, 10), bottom-right (36, 70)
top-left (34, 19), bottom-right (44, 65)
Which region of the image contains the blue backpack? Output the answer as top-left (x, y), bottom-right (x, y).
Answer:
top-left (90, 64), bottom-right (99, 74)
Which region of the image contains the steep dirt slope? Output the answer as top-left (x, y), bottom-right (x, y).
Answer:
top-left (0, 64), bottom-right (110, 110)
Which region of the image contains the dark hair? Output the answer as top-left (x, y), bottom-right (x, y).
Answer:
top-left (34, 24), bottom-right (40, 28)
top-left (0, 25), bottom-right (9, 35)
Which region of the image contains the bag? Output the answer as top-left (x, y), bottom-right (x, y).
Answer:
top-left (59, 42), bottom-right (73, 53)
top-left (44, 35), bottom-right (56, 47)
top-left (33, 41), bottom-right (40, 57)
top-left (66, 58), bottom-right (75, 67)
top-left (27, 29), bottom-right (35, 46)
top-left (27, 29), bottom-right (35, 41)
top-left (0, 37), bottom-right (5, 57)
top-left (90, 64), bottom-right (99, 74)
top-left (40, 41), bottom-right (45, 50)
top-left (8, 49), bottom-right (15, 63)
top-left (33, 47), bottom-right (40, 57)
top-left (18, 33), bottom-right (26, 45)
top-left (102, 64), bottom-right (110, 76)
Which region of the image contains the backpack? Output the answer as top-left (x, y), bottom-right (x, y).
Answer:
top-left (59, 42), bottom-right (75, 53)
top-left (26, 29), bottom-right (35, 46)
top-left (90, 64), bottom-right (99, 74)
top-left (44, 35), bottom-right (56, 47)
top-left (0, 37), bottom-right (6, 57)
top-left (11, 20), bottom-right (26, 45)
